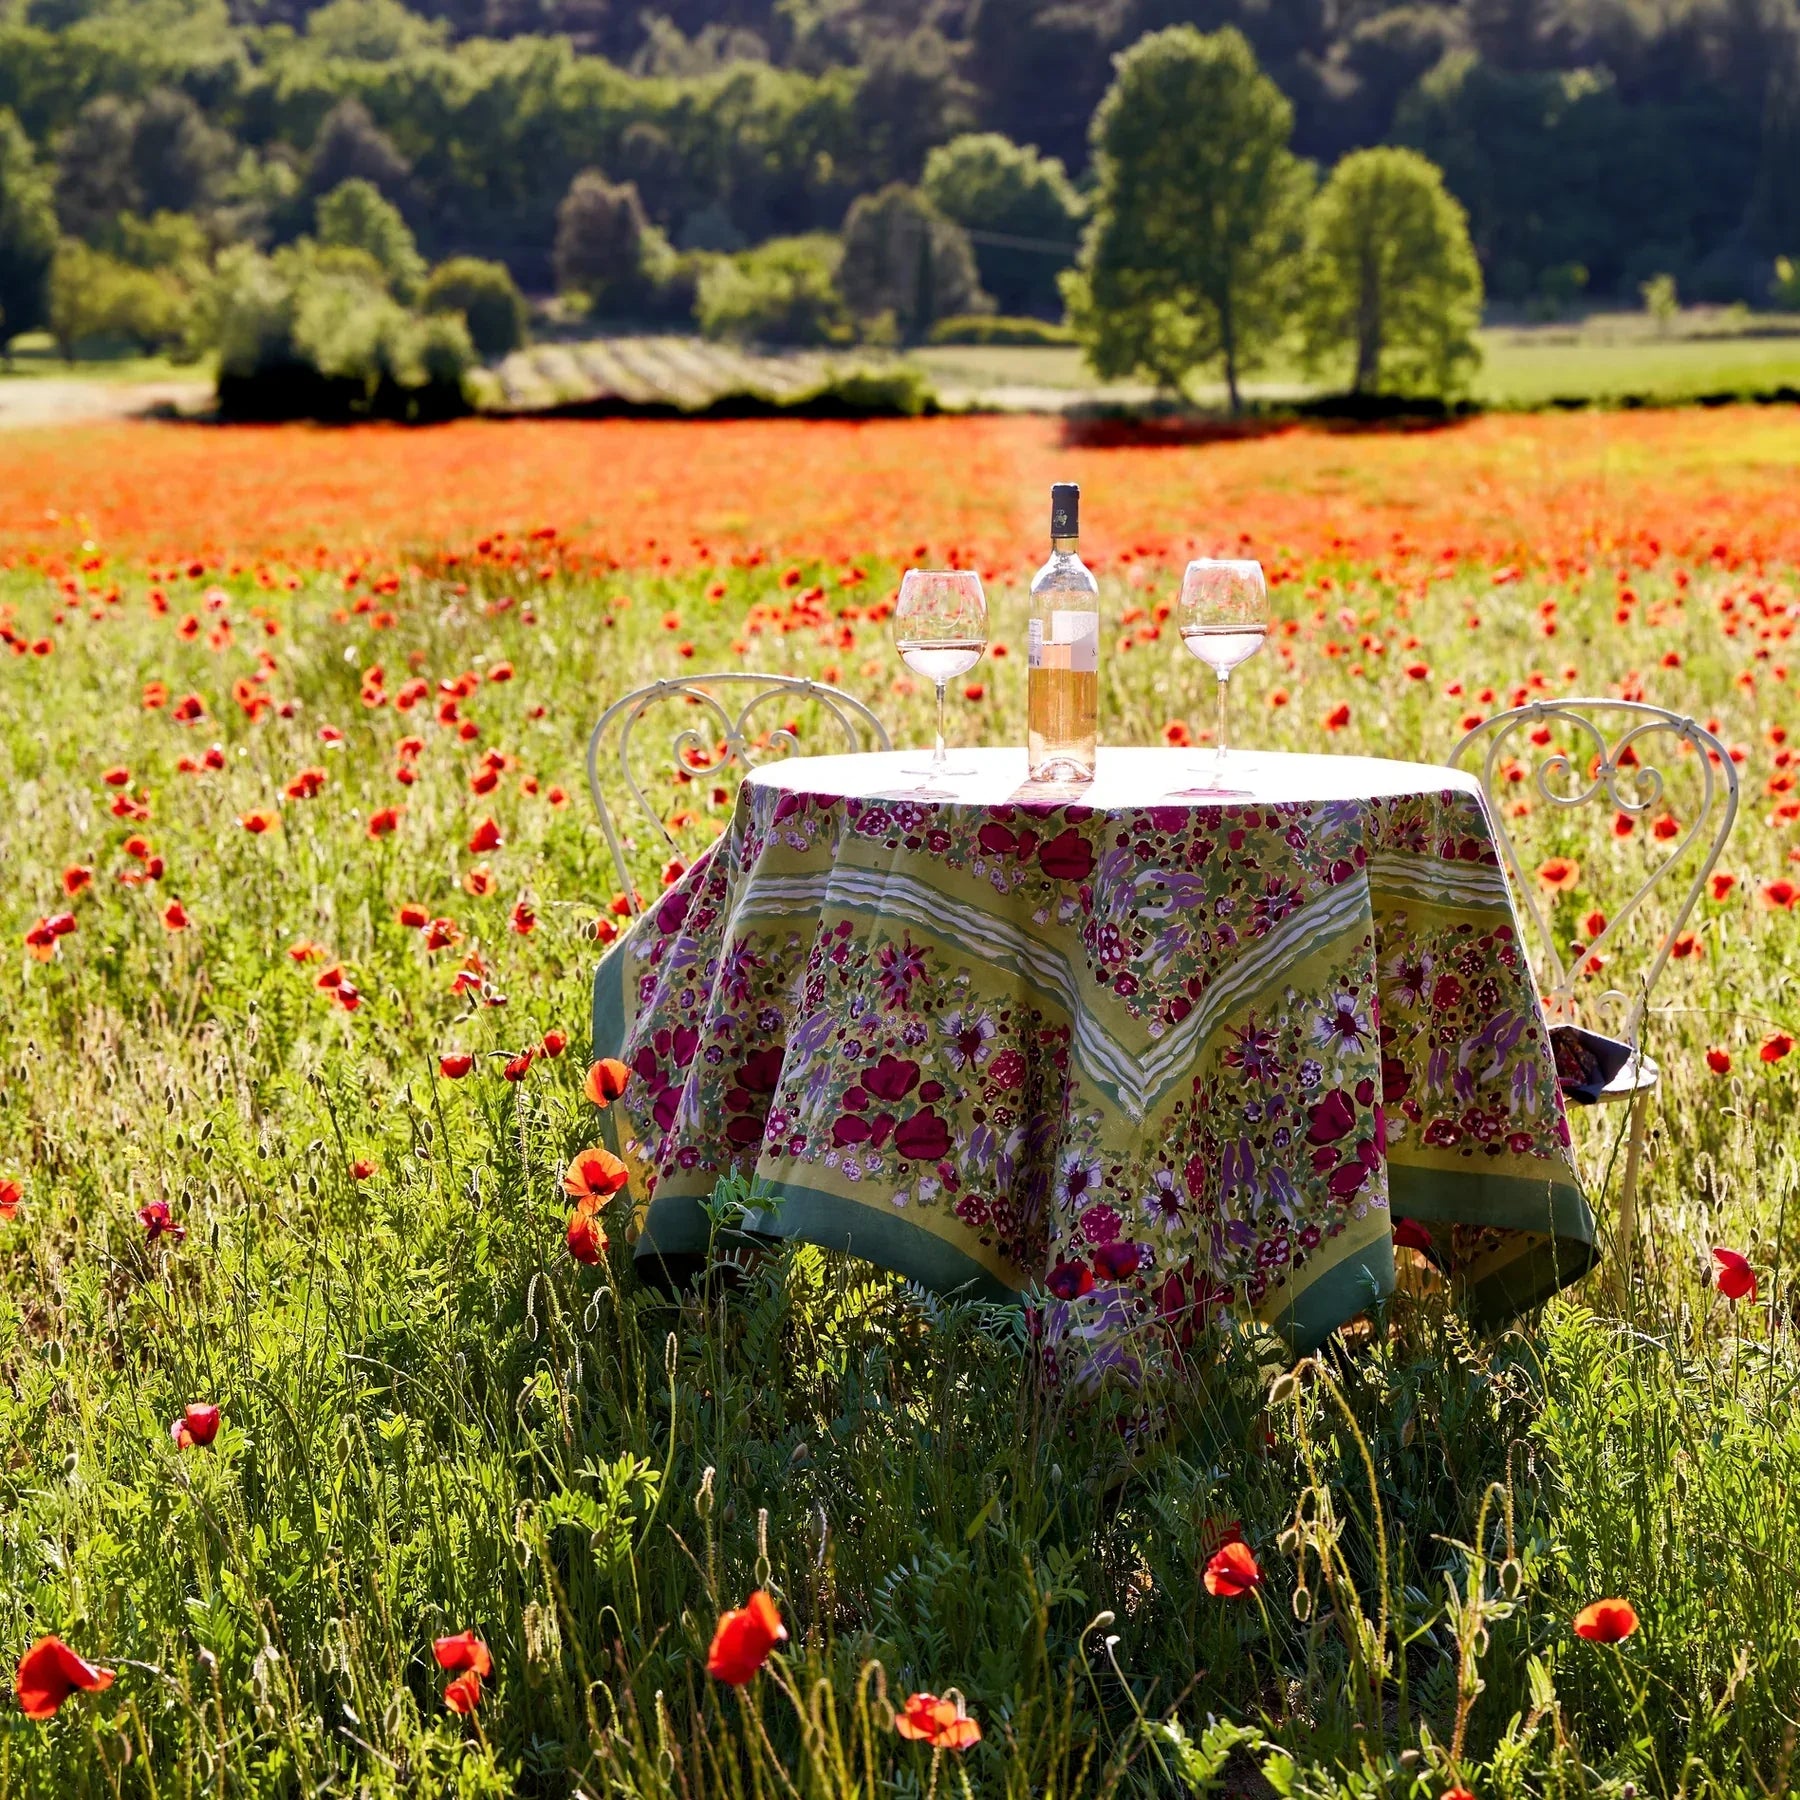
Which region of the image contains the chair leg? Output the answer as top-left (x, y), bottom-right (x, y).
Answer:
top-left (1613, 1090), bottom-right (1648, 1293)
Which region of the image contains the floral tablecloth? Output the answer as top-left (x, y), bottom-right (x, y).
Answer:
top-left (592, 748), bottom-right (1593, 1389)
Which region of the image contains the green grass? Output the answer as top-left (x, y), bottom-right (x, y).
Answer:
top-left (0, 331), bottom-right (207, 385)
top-left (911, 310), bottom-right (1800, 412)
top-left (0, 535), bottom-right (1796, 1796)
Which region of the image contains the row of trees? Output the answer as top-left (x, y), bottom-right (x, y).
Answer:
top-left (1070, 28), bottom-right (1485, 408)
top-left (0, 0), bottom-right (1794, 312)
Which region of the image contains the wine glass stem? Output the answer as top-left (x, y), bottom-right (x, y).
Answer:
top-left (933, 679), bottom-right (948, 772)
top-left (1216, 671), bottom-right (1230, 764)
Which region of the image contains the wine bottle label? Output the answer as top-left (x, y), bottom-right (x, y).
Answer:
top-left (1051, 609), bottom-right (1098, 673)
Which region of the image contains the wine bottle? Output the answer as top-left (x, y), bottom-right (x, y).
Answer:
top-left (1027, 482), bottom-right (1099, 783)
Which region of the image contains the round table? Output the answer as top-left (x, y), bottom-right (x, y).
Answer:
top-left (592, 747), bottom-right (1592, 1391)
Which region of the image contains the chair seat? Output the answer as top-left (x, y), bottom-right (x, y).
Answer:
top-left (1595, 1051), bottom-right (1659, 1101)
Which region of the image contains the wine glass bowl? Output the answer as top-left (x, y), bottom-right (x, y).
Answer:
top-left (1177, 558), bottom-right (1268, 785)
top-left (893, 569), bottom-right (988, 783)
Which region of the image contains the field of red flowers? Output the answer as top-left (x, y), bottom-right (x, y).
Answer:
top-left (0, 408), bottom-right (1796, 1798)
top-left (4, 407), bottom-right (1800, 582)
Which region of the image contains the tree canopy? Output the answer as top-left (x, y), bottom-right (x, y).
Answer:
top-left (1065, 26), bottom-right (1311, 410)
top-left (1299, 145), bottom-right (1485, 398)
top-left (0, 105), bottom-right (57, 344)
top-left (921, 132), bottom-right (1082, 319)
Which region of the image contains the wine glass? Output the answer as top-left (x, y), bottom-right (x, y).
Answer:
top-left (1177, 558), bottom-right (1268, 787)
top-left (893, 570), bottom-right (988, 783)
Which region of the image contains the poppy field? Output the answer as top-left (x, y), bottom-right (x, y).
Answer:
top-left (1, 408), bottom-right (1798, 1799)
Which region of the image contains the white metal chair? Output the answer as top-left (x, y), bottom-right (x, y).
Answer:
top-left (585, 673), bottom-right (891, 919)
top-left (1449, 699), bottom-right (1739, 1267)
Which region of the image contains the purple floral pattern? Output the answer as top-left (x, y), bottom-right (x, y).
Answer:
top-left (599, 772), bottom-right (1586, 1390)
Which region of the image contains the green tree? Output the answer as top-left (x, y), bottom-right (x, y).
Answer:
top-left (553, 168), bottom-right (650, 312)
top-left (921, 131), bottom-right (1081, 318)
top-left (128, 87), bottom-right (231, 218)
top-left (303, 0), bottom-right (446, 61)
top-left (838, 183), bottom-right (987, 341)
top-left (52, 95), bottom-right (139, 241)
top-left (1063, 26), bottom-right (1311, 411)
top-left (47, 236), bottom-right (184, 358)
top-left (1298, 146), bottom-right (1483, 399)
top-left (696, 233), bottom-right (850, 346)
top-left (315, 176), bottom-right (424, 300)
top-left (0, 106), bottom-right (56, 348)
top-left (418, 255), bottom-right (527, 359)
top-left (304, 97), bottom-right (413, 210)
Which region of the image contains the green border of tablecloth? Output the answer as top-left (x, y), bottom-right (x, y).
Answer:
top-left (593, 917), bottom-right (1597, 1347)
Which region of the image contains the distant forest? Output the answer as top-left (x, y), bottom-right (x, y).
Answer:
top-left (3, 0), bottom-right (1798, 305)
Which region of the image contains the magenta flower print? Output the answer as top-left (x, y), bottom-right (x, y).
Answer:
top-left (876, 937), bottom-right (927, 1009)
top-left (939, 1007), bottom-right (996, 1070)
top-left (1314, 993), bottom-right (1373, 1056)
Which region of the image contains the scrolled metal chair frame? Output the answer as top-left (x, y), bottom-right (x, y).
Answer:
top-left (586, 672), bottom-right (891, 919)
top-left (1450, 698), bottom-right (1739, 1269)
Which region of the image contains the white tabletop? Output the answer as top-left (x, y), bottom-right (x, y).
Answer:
top-left (745, 746), bottom-right (1479, 810)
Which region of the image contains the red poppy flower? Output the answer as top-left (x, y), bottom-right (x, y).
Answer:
top-left (351, 1160), bottom-right (375, 1181)
top-left (173, 694), bottom-right (205, 723)
top-left (541, 1030), bottom-right (568, 1058)
top-left (1162, 719), bottom-right (1192, 747)
top-left (1203, 1540), bottom-right (1262, 1598)
top-left (367, 807), bottom-right (402, 839)
top-left (288, 939), bottom-right (325, 963)
top-left (137, 1200), bottom-right (185, 1243)
top-left (239, 810), bottom-right (279, 834)
top-left (1092, 1240), bottom-right (1143, 1280)
top-left (1321, 702), bottom-right (1352, 731)
top-left (566, 1209), bottom-right (607, 1264)
top-left (1046, 1259), bottom-right (1094, 1301)
top-left (894, 1691), bottom-right (982, 1750)
top-left (397, 903), bottom-right (429, 929)
top-left (1759, 878), bottom-right (1797, 910)
top-left (1443, 1789), bottom-right (1477, 1800)
top-left (170, 1402), bottom-right (221, 1449)
top-left (433, 1631), bottom-right (493, 1677)
top-left (25, 918), bottom-right (60, 960)
top-left (62, 865), bottom-right (92, 895)
top-left (162, 900), bottom-right (190, 931)
top-left (285, 767), bottom-right (327, 801)
top-left (1711, 1246), bottom-right (1756, 1301)
top-left (1759, 1032), bottom-right (1792, 1064)
top-left (468, 817), bottom-right (502, 853)
top-left (439, 1053), bottom-right (474, 1079)
top-left (502, 1050), bottom-right (534, 1082)
top-left (102, 766), bottom-right (130, 787)
top-left (1536, 857), bottom-right (1580, 893)
top-left (15, 1637), bottom-right (115, 1719)
top-left (1710, 871), bottom-right (1737, 900)
top-left (0, 1178), bottom-right (22, 1220)
top-left (1572, 1598), bottom-right (1638, 1643)
top-left (1392, 1216), bottom-right (1434, 1252)
top-left (443, 1670), bottom-right (482, 1713)
top-left (509, 899), bottom-right (536, 935)
top-left (584, 1059), bottom-right (630, 1107)
top-left (464, 863), bottom-right (495, 897)
top-left (706, 1590), bottom-right (786, 1685)
top-left (1706, 1047), bottom-right (1732, 1074)
top-left (563, 1147), bottom-right (629, 1202)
